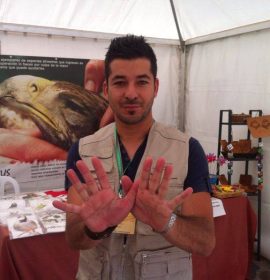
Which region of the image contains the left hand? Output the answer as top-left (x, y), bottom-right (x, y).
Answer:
top-left (121, 157), bottom-right (193, 232)
top-left (53, 157), bottom-right (138, 232)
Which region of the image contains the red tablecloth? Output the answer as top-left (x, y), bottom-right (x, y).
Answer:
top-left (193, 196), bottom-right (257, 280)
top-left (0, 226), bottom-right (79, 280)
top-left (0, 196), bottom-right (256, 280)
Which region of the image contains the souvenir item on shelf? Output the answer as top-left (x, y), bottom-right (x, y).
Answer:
top-left (220, 139), bottom-right (257, 158)
top-left (212, 184), bottom-right (245, 199)
top-left (231, 113), bottom-right (250, 124)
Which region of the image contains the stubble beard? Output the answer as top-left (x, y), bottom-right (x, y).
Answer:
top-left (113, 100), bottom-right (154, 125)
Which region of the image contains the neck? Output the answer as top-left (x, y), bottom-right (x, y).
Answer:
top-left (116, 118), bottom-right (153, 141)
top-left (115, 117), bottom-right (153, 158)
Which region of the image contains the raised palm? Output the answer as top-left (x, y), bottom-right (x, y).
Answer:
top-left (53, 158), bottom-right (138, 232)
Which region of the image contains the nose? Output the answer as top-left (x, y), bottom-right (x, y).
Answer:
top-left (124, 83), bottom-right (138, 101)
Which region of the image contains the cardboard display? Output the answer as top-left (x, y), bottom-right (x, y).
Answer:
top-left (247, 115), bottom-right (270, 138)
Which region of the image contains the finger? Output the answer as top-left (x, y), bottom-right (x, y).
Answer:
top-left (158, 164), bottom-right (173, 199)
top-left (84, 60), bottom-right (105, 93)
top-left (99, 106), bottom-right (115, 128)
top-left (121, 175), bottom-right (133, 195)
top-left (91, 157), bottom-right (111, 190)
top-left (148, 158), bottom-right (165, 194)
top-left (139, 157), bottom-right (153, 190)
top-left (76, 160), bottom-right (99, 194)
top-left (168, 187), bottom-right (193, 210)
top-left (66, 169), bottom-right (89, 201)
top-left (52, 200), bottom-right (81, 214)
top-left (123, 179), bottom-right (139, 208)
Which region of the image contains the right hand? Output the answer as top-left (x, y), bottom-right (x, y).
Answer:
top-left (121, 157), bottom-right (193, 232)
top-left (53, 157), bottom-right (138, 232)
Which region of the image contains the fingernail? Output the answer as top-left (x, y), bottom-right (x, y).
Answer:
top-left (85, 80), bottom-right (96, 92)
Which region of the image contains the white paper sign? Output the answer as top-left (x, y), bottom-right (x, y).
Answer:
top-left (211, 197), bottom-right (226, 217)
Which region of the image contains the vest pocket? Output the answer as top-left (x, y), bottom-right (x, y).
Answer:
top-left (134, 248), bottom-right (192, 280)
top-left (77, 249), bottom-right (110, 280)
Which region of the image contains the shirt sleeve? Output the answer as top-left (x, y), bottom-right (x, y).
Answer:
top-left (65, 141), bottom-right (83, 190)
top-left (184, 137), bottom-right (211, 193)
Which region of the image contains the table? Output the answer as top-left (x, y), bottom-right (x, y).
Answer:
top-left (0, 196), bottom-right (256, 280)
top-left (0, 226), bottom-right (79, 280)
top-left (193, 196), bottom-right (257, 280)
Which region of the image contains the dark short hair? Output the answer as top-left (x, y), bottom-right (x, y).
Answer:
top-left (104, 34), bottom-right (157, 82)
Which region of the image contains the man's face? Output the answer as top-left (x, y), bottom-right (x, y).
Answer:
top-left (104, 58), bottom-right (159, 125)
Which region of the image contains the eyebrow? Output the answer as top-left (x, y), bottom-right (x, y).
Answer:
top-left (111, 74), bottom-right (151, 81)
top-left (111, 75), bottom-right (125, 81)
top-left (137, 74), bottom-right (151, 80)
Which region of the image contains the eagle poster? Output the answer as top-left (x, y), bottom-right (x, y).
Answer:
top-left (0, 55), bottom-right (107, 193)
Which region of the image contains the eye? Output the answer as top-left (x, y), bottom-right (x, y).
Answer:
top-left (113, 80), bottom-right (126, 87)
top-left (64, 99), bottom-right (82, 113)
top-left (137, 80), bottom-right (148, 86)
top-left (29, 83), bottom-right (38, 93)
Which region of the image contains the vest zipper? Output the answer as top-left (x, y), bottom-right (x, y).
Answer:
top-left (119, 234), bottom-right (128, 279)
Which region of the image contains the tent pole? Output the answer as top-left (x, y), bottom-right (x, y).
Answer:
top-left (170, 0), bottom-right (186, 132)
top-left (169, 0), bottom-right (185, 52)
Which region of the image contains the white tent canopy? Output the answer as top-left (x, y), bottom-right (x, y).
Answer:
top-left (1, 0), bottom-right (270, 43)
top-left (1, 0), bottom-right (270, 260)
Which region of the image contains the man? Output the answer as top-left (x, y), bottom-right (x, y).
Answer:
top-left (53, 35), bottom-right (215, 280)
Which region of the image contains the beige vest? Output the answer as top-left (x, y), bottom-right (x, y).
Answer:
top-left (77, 121), bottom-right (192, 280)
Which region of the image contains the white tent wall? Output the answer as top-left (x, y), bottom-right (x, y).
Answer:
top-left (185, 28), bottom-right (270, 259)
top-left (0, 31), bottom-right (181, 127)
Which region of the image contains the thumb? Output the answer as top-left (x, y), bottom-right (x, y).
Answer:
top-left (168, 187), bottom-right (193, 210)
top-left (99, 106), bottom-right (115, 128)
top-left (121, 176), bottom-right (139, 199)
top-left (121, 175), bottom-right (133, 195)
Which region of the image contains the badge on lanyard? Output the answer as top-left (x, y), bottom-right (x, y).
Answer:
top-left (114, 212), bottom-right (136, 234)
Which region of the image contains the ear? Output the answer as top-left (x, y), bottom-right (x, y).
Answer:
top-left (154, 78), bottom-right (159, 97)
top-left (103, 81), bottom-right (109, 99)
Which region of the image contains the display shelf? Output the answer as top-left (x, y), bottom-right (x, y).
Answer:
top-left (216, 109), bottom-right (262, 260)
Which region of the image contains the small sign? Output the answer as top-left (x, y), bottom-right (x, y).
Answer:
top-left (247, 115), bottom-right (270, 138)
top-left (211, 197), bottom-right (226, 217)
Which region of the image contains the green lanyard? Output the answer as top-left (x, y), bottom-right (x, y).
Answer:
top-left (114, 127), bottom-right (126, 198)
top-left (114, 127), bottom-right (137, 197)
top-left (114, 126), bottom-right (148, 198)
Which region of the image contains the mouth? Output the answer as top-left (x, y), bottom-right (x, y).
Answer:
top-left (122, 102), bottom-right (141, 110)
top-left (124, 105), bottom-right (140, 110)
top-left (122, 106), bottom-right (141, 116)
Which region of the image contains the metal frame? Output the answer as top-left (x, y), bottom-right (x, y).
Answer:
top-left (217, 109), bottom-right (262, 260)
